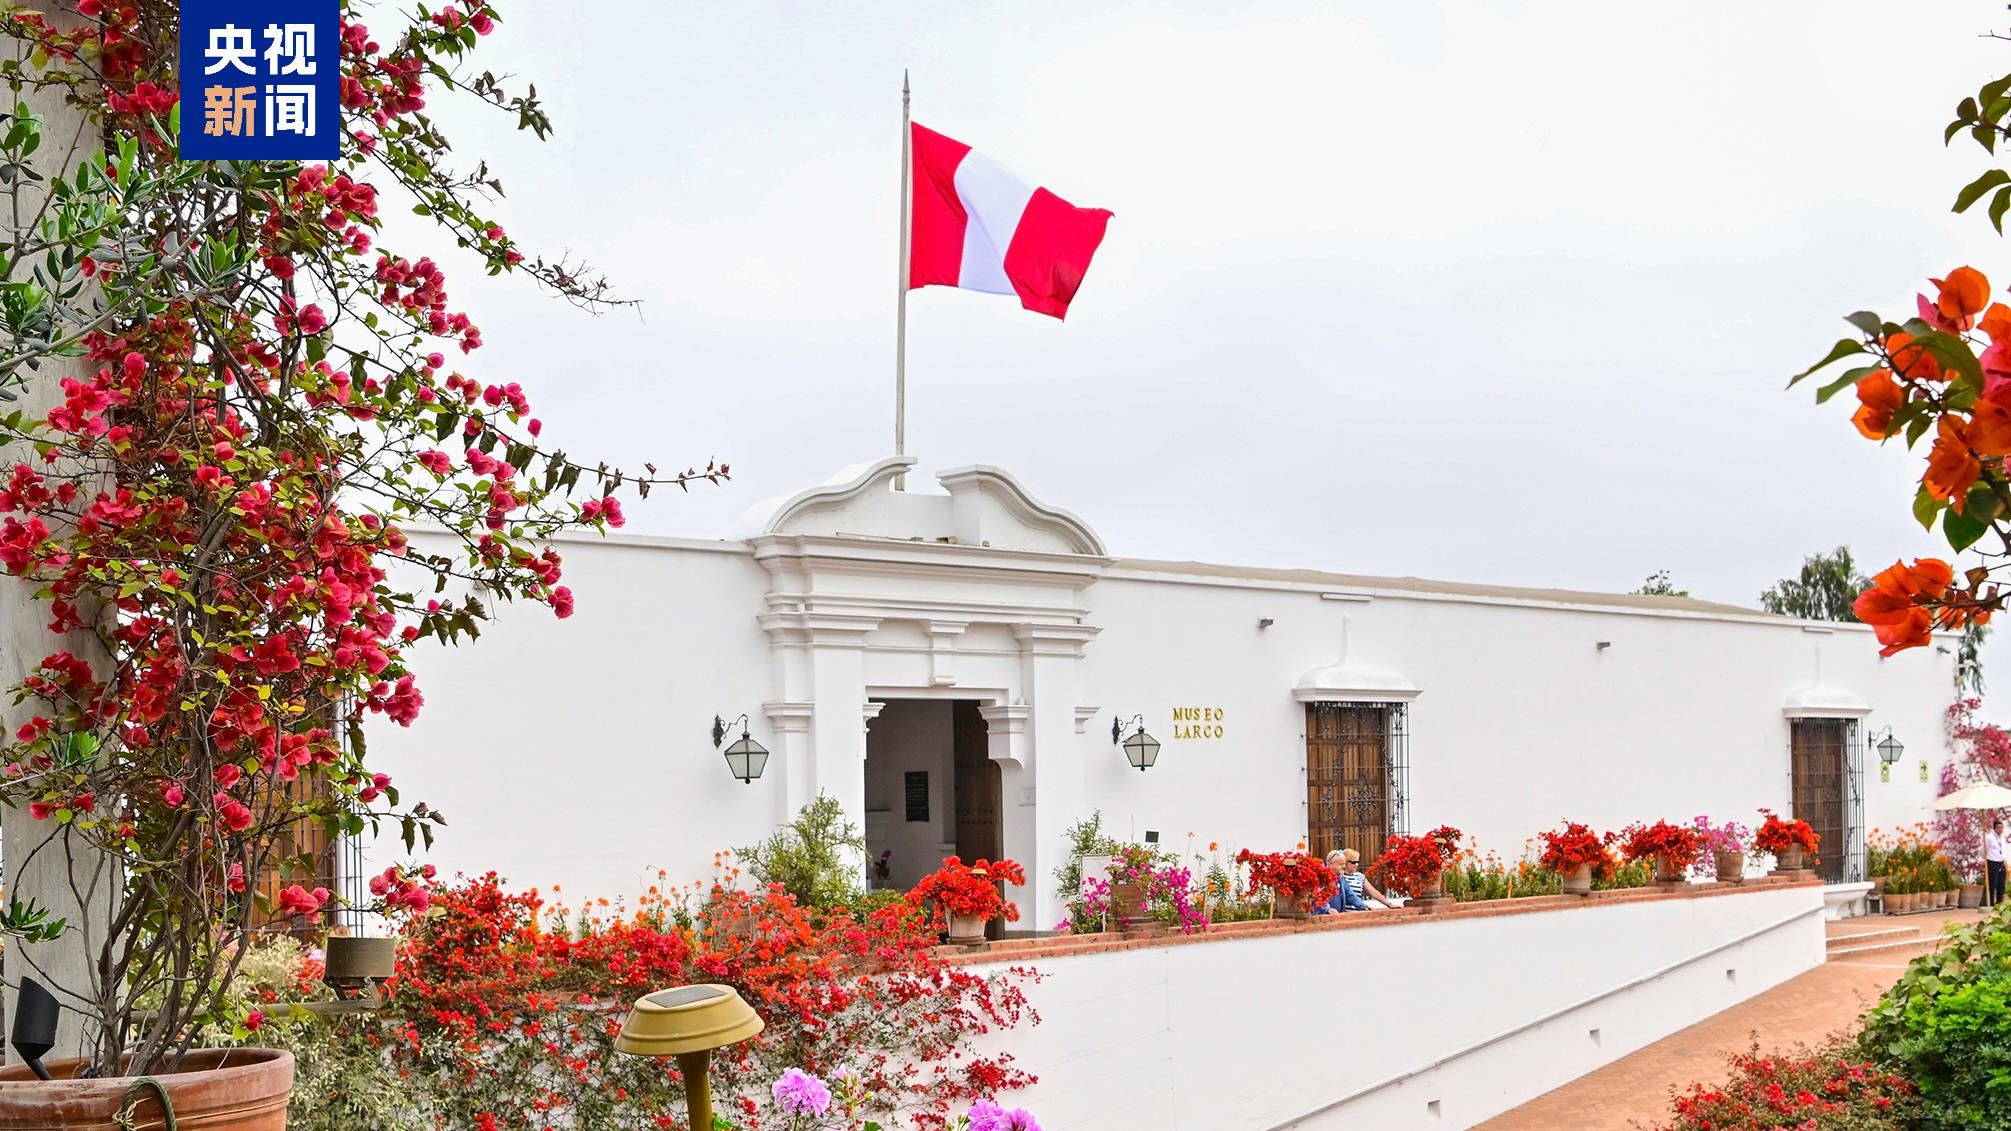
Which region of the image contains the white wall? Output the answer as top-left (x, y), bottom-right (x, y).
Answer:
top-left (1077, 568), bottom-right (1952, 878)
top-left (965, 886), bottom-right (1826, 1130)
top-left (369, 530), bottom-right (1953, 915)
top-left (366, 534), bottom-right (778, 900)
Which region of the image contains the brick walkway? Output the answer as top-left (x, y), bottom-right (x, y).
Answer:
top-left (1475, 908), bottom-right (1978, 1131)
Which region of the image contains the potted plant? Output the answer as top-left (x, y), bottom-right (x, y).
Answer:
top-left (1690, 816), bottom-right (1752, 883)
top-left (1755, 810), bottom-right (1820, 872)
top-left (1234, 848), bottom-right (1339, 918)
top-left (908, 857), bottom-right (1027, 943)
top-left (1537, 821), bottom-right (1617, 896)
top-left (1380, 825), bottom-right (1464, 901)
top-left (1621, 820), bottom-right (1705, 884)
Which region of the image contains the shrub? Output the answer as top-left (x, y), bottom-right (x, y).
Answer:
top-left (1857, 905), bottom-right (2011, 1129)
top-left (1654, 1039), bottom-right (1919, 1130)
top-left (227, 871), bottom-right (1040, 1129)
top-left (738, 793), bottom-right (868, 910)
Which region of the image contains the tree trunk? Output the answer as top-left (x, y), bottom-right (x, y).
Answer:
top-left (1, 26), bottom-right (115, 1061)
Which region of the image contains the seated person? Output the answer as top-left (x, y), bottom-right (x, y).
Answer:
top-left (1340, 848), bottom-right (1400, 909)
top-left (1316, 850), bottom-right (1372, 913)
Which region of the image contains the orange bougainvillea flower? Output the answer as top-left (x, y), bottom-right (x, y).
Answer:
top-left (1852, 368), bottom-right (1905, 439)
top-left (1972, 400), bottom-right (2011, 457)
top-left (1925, 415), bottom-right (1983, 506)
top-left (1855, 558), bottom-right (1955, 655)
top-left (1934, 266), bottom-right (1992, 332)
top-left (1982, 302), bottom-right (2011, 343)
top-left (1884, 332), bottom-right (1943, 381)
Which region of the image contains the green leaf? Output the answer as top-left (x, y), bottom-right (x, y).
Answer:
top-left (1955, 169), bottom-right (2011, 212)
top-left (1815, 364), bottom-right (1876, 405)
top-left (1991, 185), bottom-right (2011, 235)
top-left (1978, 124), bottom-right (2000, 155)
top-left (1982, 74), bottom-right (2011, 109)
top-left (1916, 486), bottom-right (1945, 530)
top-left (1966, 483), bottom-right (2003, 524)
top-left (1845, 311), bottom-right (1885, 338)
top-left (1790, 338), bottom-right (1867, 388)
top-left (1946, 506), bottom-right (1988, 551)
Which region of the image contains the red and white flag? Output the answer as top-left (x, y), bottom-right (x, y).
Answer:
top-left (907, 123), bottom-right (1113, 319)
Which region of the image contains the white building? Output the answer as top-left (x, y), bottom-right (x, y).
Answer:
top-left (376, 456), bottom-right (1953, 928)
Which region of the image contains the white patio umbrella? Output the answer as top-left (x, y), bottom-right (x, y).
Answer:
top-left (1930, 783), bottom-right (2011, 911)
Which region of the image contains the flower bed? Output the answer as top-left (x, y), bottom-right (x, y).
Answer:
top-left (233, 871), bottom-right (1040, 1129)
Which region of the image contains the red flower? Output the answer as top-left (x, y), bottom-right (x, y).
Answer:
top-left (1620, 820), bottom-right (1705, 868)
top-left (1754, 810), bottom-right (1820, 856)
top-left (1234, 848), bottom-right (1339, 901)
top-left (1538, 821), bottom-right (1618, 877)
top-left (909, 857), bottom-right (1027, 921)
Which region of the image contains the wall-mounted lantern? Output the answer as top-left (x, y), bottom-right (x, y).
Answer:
top-left (1111, 714), bottom-right (1160, 772)
top-left (1872, 725), bottom-right (1905, 767)
top-left (712, 714), bottom-right (769, 785)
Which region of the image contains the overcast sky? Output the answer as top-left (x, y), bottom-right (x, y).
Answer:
top-left (407, 2), bottom-right (2011, 700)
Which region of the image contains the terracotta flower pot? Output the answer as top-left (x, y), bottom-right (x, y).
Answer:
top-left (1962, 883), bottom-right (1984, 908)
top-left (0, 1047), bottom-right (292, 1130)
top-left (1561, 863), bottom-right (1593, 896)
top-left (1653, 854), bottom-right (1687, 884)
top-left (1715, 852), bottom-right (1746, 883)
top-left (1776, 847), bottom-right (1805, 872)
top-left (1272, 890), bottom-right (1313, 919)
top-left (946, 911), bottom-right (988, 945)
top-left (1412, 869), bottom-right (1446, 901)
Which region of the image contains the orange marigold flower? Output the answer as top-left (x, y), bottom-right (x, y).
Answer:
top-left (1885, 332), bottom-right (1942, 381)
top-left (1852, 368), bottom-right (1905, 439)
top-left (1924, 416), bottom-right (1982, 506)
top-left (1935, 266), bottom-right (1992, 332)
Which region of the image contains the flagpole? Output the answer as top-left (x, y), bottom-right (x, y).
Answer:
top-left (894, 69), bottom-right (911, 490)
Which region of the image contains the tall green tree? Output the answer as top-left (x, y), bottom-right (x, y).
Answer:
top-left (1758, 546), bottom-right (1867, 622)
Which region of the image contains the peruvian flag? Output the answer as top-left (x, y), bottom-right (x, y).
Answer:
top-left (908, 123), bottom-right (1113, 319)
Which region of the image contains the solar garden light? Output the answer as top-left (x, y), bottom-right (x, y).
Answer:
top-left (9, 977), bottom-right (59, 1081)
top-left (713, 713), bottom-right (770, 785)
top-left (614, 984), bottom-right (765, 1128)
top-left (1111, 713), bottom-right (1160, 772)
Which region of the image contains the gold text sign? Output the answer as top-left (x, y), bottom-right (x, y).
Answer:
top-left (1172, 706), bottom-right (1224, 740)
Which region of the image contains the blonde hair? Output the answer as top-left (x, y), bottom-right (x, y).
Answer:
top-left (1341, 849), bottom-right (1361, 864)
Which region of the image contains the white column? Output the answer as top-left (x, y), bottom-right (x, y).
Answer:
top-left (2, 39), bottom-right (112, 1058)
top-left (1010, 624), bottom-right (1100, 929)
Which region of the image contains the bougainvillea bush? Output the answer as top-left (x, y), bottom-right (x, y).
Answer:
top-left (244, 873), bottom-right (1039, 1129)
top-left (1654, 1039), bottom-right (1920, 1131)
top-left (1536, 821), bottom-right (1618, 878)
top-left (0, 0), bottom-right (725, 1073)
top-left (1233, 848), bottom-right (1338, 903)
top-left (1377, 825), bottom-right (1462, 897)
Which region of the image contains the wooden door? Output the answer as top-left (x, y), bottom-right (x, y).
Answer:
top-left (1791, 719), bottom-right (1848, 883)
top-left (250, 767), bottom-right (338, 934)
top-left (952, 701), bottom-right (1003, 938)
top-left (1306, 704), bottom-right (1390, 867)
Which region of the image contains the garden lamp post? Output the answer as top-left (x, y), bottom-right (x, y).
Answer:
top-left (614, 983), bottom-right (765, 1128)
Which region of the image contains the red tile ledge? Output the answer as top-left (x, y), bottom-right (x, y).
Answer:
top-left (938, 878), bottom-right (1825, 967)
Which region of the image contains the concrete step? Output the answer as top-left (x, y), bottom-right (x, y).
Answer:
top-left (1824, 925), bottom-right (1919, 951)
top-left (1827, 935), bottom-right (1948, 962)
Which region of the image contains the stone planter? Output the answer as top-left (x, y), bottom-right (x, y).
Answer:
top-left (1715, 852), bottom-right (1746, 883)
top-left (946, 912), bottom-right (988, 945)
top-left (0, 1047), bottom-right (293, 1130)
top-left (1412, 869), bottom-right (1446, 902)
top-left (1775, 847), bottom-right (1805, 872)
top-left (1962, 883), bottom-right (1984, 908)
top-left (1652, 854), bottom-right (1687, 884)
top-left (1561, 863), bottom-right (1593, 897)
